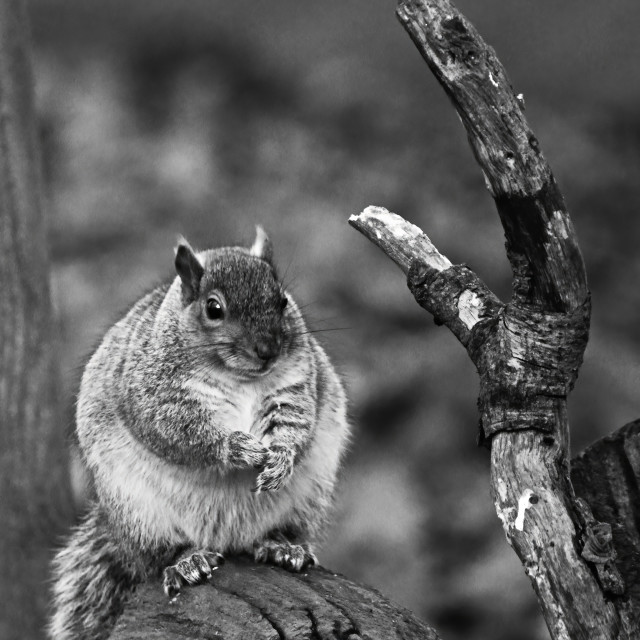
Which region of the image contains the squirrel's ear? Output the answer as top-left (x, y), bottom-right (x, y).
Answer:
top-left (174, 237), bottom-right (204, 303)
top-left (249, 225), bottom-right (273, 263)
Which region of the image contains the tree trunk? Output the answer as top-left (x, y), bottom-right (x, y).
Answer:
top-left (0, 1), bottom-right (74, 638)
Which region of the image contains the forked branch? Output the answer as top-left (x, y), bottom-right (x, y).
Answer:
top-left (397, 0), bottom-right (587, 313)
top-left (350, 1), bottom-right (629, 638)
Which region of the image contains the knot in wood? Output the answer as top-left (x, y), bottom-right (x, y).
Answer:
top-left (407, 260), bottom-right (502, 346)
top-left (574, 497), bottom-right (625, 596)
top-left (476, 297), bottom-right (590, 438)
top-left (439, 16), bottom-right (482, 68)
top-left (581, 522), bottom-right (615, 564)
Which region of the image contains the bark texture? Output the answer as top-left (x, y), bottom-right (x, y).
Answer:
top-left (111, 557), bottom-right (440, 640)
top-left (572, 420), bottom-right (640, 636)
top-left (396, 0), bottom-right (587, 313)
top-left (349, 0), bottom-right (635, 638)
top-left (0, 0), bottom-right (74, 638)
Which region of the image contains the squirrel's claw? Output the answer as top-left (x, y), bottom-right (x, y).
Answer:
top-left (163, 566), bottom-right (182, 598)
top-left (253, 539), bottom-right (317, 572)
top-left (162, 551), bottom-right (224, 597)
top-left (252, 445), bottom-right (294, 493)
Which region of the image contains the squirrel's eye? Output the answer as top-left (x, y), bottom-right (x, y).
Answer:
top-left (280, 296), bottom-right (288, 311)
top-left (205, 298), bottom-right (224, 320)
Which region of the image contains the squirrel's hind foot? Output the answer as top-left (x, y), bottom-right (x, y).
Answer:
top-left (162, 550), bottom-right (225, 597)
top-left (253, 539), bottom-right (317, 572)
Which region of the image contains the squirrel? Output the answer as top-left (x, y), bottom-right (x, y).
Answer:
top-left (49, 227), bottom-right (350, 640)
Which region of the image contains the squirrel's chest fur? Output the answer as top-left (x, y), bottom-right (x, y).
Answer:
top-left (182, 375), bottom-right (260, 436)
top-left (99, 424), bottom-right (316, 552)
top-left (82, 339), bottom-right (343, 553)
top-left (78, 279), bottom-right (348, 554)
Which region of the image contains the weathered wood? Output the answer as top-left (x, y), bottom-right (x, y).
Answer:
top-left (349, 206), bottom-right (452, 274)
top-left (348, 1), bottom-right (630, 638)
top-left (397, 0), bottom-right (587, 314)
top-left (350, 207), bottom-right (501, 350)
top-left (0, 1), bottom-right (74, 638)
top-left (350, 208), bottom-right (614, 640)
top-left (111, 557), bottom-right (440, 640)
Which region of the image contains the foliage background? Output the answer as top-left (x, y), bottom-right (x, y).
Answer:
top-left (32, 1), bottom-right (640, 638)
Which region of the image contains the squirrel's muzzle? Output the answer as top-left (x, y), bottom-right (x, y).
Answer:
top-left (254, 335), bottom-right (282, 362)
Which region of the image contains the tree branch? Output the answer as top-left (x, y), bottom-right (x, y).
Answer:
top-left (348, 206), bottom-right (452, 273)
top-left (349, 206), bottom-right (501, 350)
top-left (396, 0), bottom-right (587, 313)
top-left (110, 558), bottom-right (441, 640)
top-left (348, 1), bottom-right (629, 638)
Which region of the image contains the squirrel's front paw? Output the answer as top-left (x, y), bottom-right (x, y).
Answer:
top-left (162, 551), bottom-right (224, 597)
top-left (253, 445), bottom-right (295, 493)
top-left (227, 432), bottom-right (268, 469)
top-left (254, 539), bottom-right (317, 572)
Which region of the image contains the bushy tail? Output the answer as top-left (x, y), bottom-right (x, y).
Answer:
top-left (48, 504), bottom-right (140, 640)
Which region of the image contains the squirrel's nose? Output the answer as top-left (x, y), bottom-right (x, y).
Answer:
top-left (255, 336), bottom-right (281, 362)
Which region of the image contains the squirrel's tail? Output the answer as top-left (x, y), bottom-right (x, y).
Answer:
top-left (48, 504), bottom-right (140, 640)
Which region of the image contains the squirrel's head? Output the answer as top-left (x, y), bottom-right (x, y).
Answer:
top-left (174, 227), bottom-right (292, 379)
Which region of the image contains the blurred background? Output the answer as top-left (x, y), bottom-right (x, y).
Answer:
top-left (30, 1), bottom-right (640, 639)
